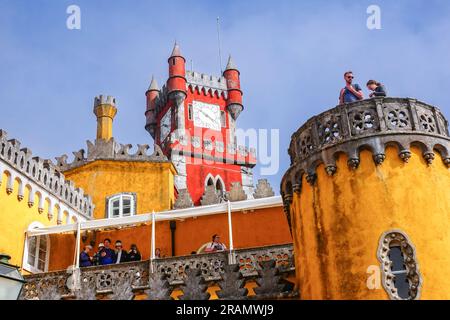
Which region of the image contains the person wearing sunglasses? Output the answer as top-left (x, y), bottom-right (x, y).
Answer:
top-left (339, 71), bottom-right (364, 104)
top-left (114, 240), bottom-right (129, 264)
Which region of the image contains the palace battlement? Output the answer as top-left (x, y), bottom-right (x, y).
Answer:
top-left (0, 129), bottom-right (94, 220)
top-left (94, 95), bottom-right (116, 108)
top-left (55, 139), bottom-right (169, 172)
top-left (185, 70), bottom-right (228, 98)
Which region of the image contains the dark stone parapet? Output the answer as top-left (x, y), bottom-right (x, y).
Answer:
top-left (20, 243), bottom-right (295, 300)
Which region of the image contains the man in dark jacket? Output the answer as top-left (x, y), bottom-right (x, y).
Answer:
top-left (127, 244), bottom-right (141, 262)
top-left (80, 245), bottom-right (93, 267)
top-left (99, 238), bottom-right (116, 265)
top-left (115, 240), bottom-right (128, 264)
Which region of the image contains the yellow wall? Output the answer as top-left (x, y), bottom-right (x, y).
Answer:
top-left (63, 160), bottom-right (176, 219)
top-left (0, 173), bottom-right (60, 272)
top-left (290, 146), bottom-right (450, 300)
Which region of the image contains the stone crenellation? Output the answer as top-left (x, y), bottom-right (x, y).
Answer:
top-left (55, 138), bottom-right (169, 172)
top-left (94, 95), bottom-right (116, 108)
top-left (185, 70), bottom-right (228, 98)
top-left (0, 129), bottom-right (94, 219)
top-left (253, 179), bottom-right (275, 199)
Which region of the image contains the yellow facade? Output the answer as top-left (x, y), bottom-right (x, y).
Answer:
top-left (63, 160), bottom-right (176, 219)
top-left (0, 174), bottom-right (61, 271)
top-left (290, 147), bottom-right (450, 300)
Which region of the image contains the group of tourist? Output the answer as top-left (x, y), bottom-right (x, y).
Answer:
top-left (339, 71), bottom-right (387, 104)
top-left (79, 238), bottom-right (142, 267)
top-left (79, 234), bottom-right (228, 268)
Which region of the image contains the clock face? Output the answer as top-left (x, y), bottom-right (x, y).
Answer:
top-left (193, 101), bottom-right (221, 131)
top-left (160, 108), bottom-right (171, 142)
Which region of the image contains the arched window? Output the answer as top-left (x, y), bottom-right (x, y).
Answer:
top-left (378, 230), bottom-right (421, 300)
top-left (23, 222), bottom-right (50, 273)
top-left (106, 193), bottom-right (136, 218)
top-left (206, 177), bottom-right (214, 187)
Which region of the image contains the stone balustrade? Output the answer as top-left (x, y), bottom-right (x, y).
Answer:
top-left (20, 244), bottom-right (295, 300)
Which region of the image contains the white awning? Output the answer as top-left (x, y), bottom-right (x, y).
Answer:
top-left (27, 196), bottom-right (283, 237)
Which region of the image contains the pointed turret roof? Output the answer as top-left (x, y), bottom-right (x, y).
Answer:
top-left (148, 76), bottom-right (159, 91)
top-left (170, 41), bottom-right (183, 58)
top-left (225, 55), bottom-right (238, 71)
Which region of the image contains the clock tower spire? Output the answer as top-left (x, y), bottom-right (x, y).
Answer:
top-left (146, 44), bottom-right (256, 205)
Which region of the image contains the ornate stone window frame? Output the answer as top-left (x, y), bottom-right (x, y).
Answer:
top-left (106, 193), bottom-right (137, 219)
top-left (377, 230), bottom-right (422, 300)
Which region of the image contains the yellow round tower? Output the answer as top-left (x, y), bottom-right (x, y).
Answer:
top-left (93, 95), bottom-right (117, 141)
top-left (281, 98), bottom-right (450, 300)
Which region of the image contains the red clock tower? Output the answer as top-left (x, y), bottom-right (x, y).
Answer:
top-left (145, 43), bottom-right (256, 205)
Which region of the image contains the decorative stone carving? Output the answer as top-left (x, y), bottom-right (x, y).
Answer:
top-left (253, 260), bottom-right (286, 298)
top-left (305, 173), bottom-right (317, 185)
top-left (174, 189), bottom-right (194, 209)
top-left (348, 107), bottom-right (379, 135)
top-left (178, 268), bottom-right (210, 300)
top-left (325, 165), bottom-right (337, 176)
top-left (200, 185), bottom-right (221, 206)
top-left (228, 182), bottom-right (247, 202)
top-left (384, 103), bottom-right (411, 130)
top-left (216, 264), bottom-right (248, 300)
top-left (378, 230), bottom-right (421, 300)
top-left (253, 179), bottom-right (275, 199)
top-left (423, 151), bottom-right (435, 165)
top-left (146, 273), bottom-right (171, 300)
top-left (347, 158), bottom-right (360, 170)
top-left (235, 244), bottom-right (295, 278)
top-left (20, 271), bottom-right (71, 300)
top-left (399, 150), bottom-right (412, 163)
top-left (373, 153), bottom-right (386, 165)
top-left (317, 114), bottom-right (342, 146)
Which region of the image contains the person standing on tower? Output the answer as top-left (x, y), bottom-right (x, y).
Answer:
top-left (339, 71), bottom-right (364, 104)
top-left (367, 79), bottom-right (387, 98)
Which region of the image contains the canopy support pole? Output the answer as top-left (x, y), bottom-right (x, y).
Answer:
top-left (70, 222), bottom-right (81, 291)
top-left (150, 211), bottom-right (156, 273)
top-left (227, 201), bottom-right (236, 265)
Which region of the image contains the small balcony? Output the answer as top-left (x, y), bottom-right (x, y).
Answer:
top-left (20, 243), bottom-right (296, 300)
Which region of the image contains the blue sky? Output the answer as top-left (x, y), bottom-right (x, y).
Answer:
top-left (1, 0), bottom-right (449, 192)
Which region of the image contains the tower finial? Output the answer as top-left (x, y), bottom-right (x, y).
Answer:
top-left (148, 75), bottom-right (159, 91)
top-left (225, 55), bottom-right (238, 72)
top-left (170, 41), bottom-right (182, 58)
